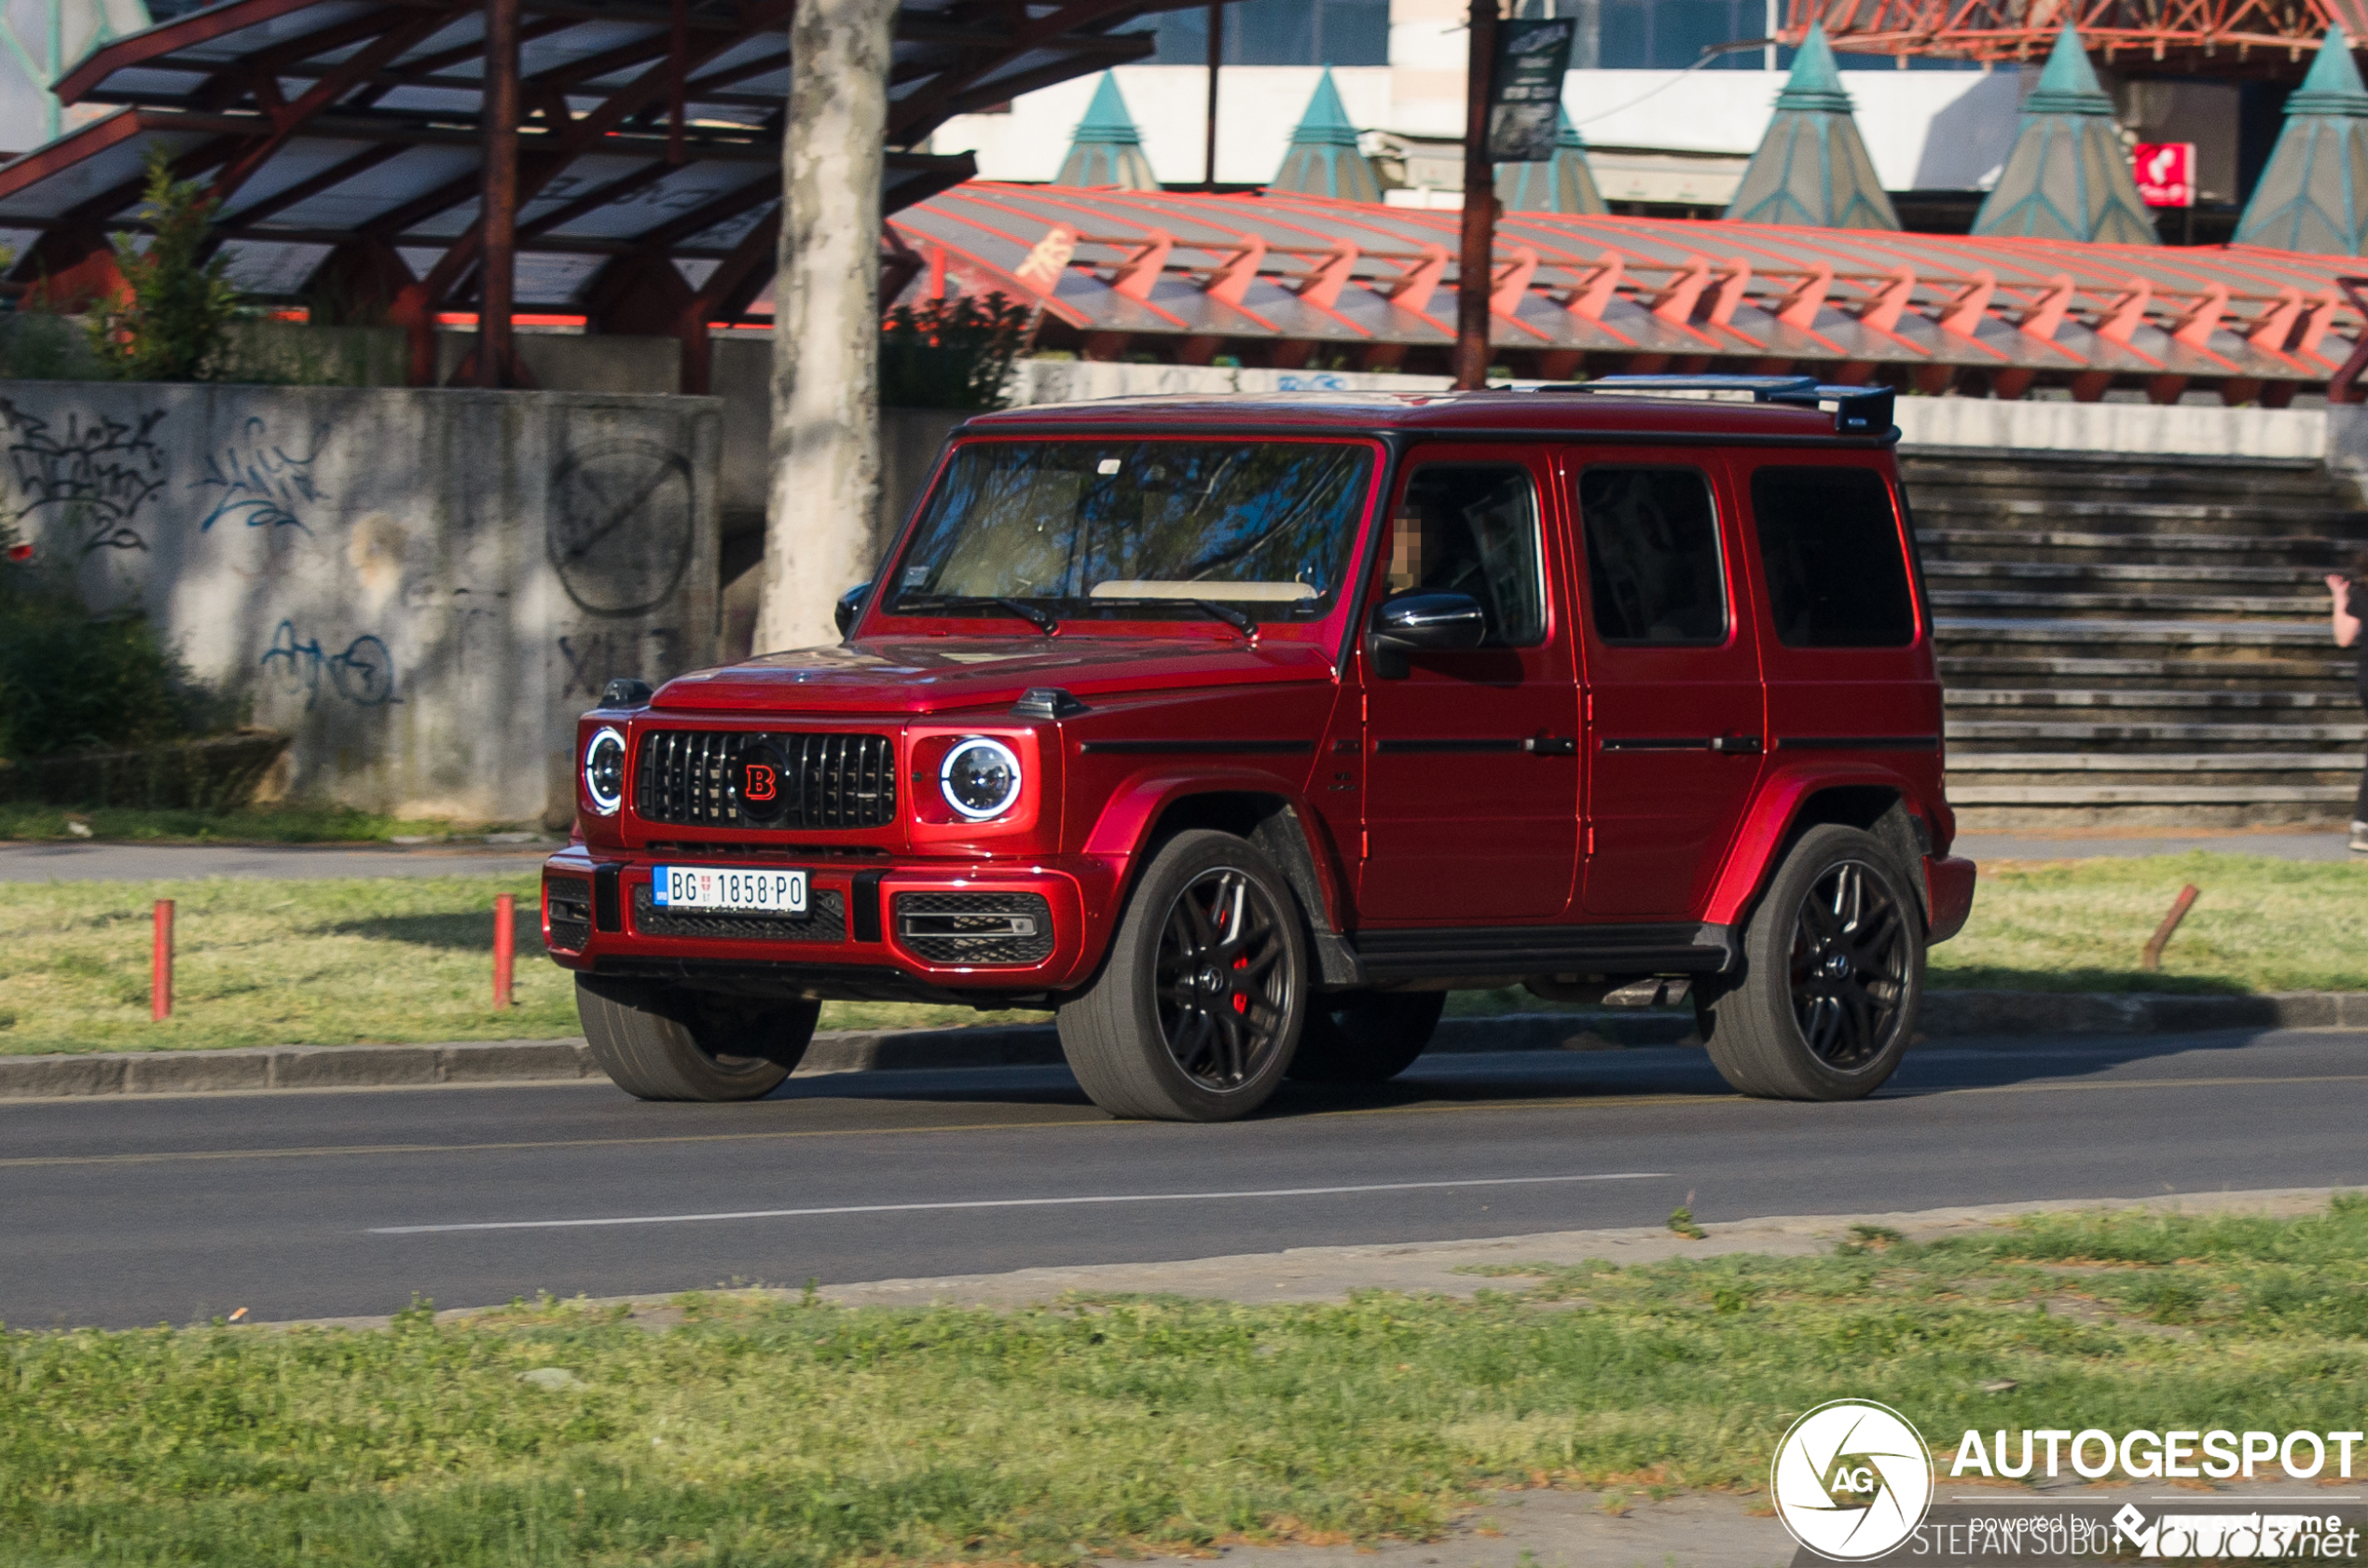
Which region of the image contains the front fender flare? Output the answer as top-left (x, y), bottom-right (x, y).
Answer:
top-left (1082, 768), bottom-right (1350, 931)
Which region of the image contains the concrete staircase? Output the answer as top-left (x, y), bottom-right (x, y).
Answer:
top-left (1906, 447), bottom-right (2367, 830)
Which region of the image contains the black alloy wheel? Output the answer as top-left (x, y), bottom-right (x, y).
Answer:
top-left (1785, 858), bottom-right (1912, 1071)
top-left (1154, 864), bottom-right (1295, 1092)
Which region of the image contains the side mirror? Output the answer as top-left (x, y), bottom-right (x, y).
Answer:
top-left (1368, 590), bottom-right (1486, 677)
top-left (834, 581), bottom-right (872, 638)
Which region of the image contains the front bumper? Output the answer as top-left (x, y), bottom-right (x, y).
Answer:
top-left (539, 847), bottom-right (1108, 997)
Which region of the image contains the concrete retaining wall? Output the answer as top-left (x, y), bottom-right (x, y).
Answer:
top-left (4, 383), bottom-right (720, 824)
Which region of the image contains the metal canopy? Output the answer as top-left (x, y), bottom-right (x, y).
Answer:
top-left (1784, 0), bottom-right (2368, 78)
top-left (890, 183), bottom-right (2368, 402)
top-left (0, 0), bottom-right (1208, 385)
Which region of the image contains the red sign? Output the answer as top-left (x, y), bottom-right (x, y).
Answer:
top-left (2133, 142), bottom-right (2196, 207)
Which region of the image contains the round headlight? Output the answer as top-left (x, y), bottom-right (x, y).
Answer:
top-left (940, 736), bottom-right (1022, 821)
top-left (584, 727), bottom-right (626, 816)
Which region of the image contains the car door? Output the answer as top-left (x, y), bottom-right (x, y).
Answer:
top-left (1571, 453), bottom-right (1768, 920)
top-left (1358, 447), bottom-right (1579, 923)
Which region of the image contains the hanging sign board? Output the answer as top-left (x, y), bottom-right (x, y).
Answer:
top-left (2133, 142), bottom-right (2196, 207)
top-left (1486, 17), bottom-right (1577, 163)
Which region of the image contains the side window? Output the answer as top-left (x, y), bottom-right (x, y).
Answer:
top-left (1751, 466), bottom-right (1917, 648)
top-left (1384, 464), bottom-right (1546, 647)
top-left (1576, 467), bottom-right (1727, 645)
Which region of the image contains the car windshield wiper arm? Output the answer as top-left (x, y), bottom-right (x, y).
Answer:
top-left (900, 595), bottom-right (1058, 636)
top-left (1088, 596), bottom-right (1258, 639)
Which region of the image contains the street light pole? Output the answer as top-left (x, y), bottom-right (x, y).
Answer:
top-left (1453, 0), bottom-right (1498, 391)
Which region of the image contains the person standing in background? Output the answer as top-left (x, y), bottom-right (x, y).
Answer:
top-left (2329, 552), bottom-right (2368, 854)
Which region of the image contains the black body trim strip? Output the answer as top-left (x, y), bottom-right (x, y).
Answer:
top-left (592, 864), bottom-right (623, 933)
top-left (1775, 736), bottom-right (1941, 751)
top-left (1078, 738), bottom-right (1315, 755)
top-left (1601, 736), bottom-right (1714, 751)
top-left (1374, 737), bottom-right (1527, 754)
top-left (1347, 921), bottom-right (1735, 980)
top-left (849, 870), bottom-right (885, 942)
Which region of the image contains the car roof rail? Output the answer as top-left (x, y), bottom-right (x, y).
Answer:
top-left (1537, 374), bottom-right (1896, 438)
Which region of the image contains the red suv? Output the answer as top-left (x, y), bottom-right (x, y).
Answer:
top-left (544, 377), bottom-right (1976, 1121)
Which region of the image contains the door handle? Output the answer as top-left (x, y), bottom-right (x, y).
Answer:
top-left (1710, 734), bottom-right (1763, 755)
top-left (1524, 736), bottom-right (1577, 756)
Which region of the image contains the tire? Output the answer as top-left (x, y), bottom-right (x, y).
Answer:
top-left (1057, 829), bottom-right (1309, 1121)
top-left (1696, 824), bottom-right (1923, 1102)
top-left (576, 977), bottom-right (819, 1102)
top-left (1287, 989), bottom-right (1444, 1083)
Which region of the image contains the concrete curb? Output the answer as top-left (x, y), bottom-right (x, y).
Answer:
top-left (4, 989), bottom-right (2364, 1101)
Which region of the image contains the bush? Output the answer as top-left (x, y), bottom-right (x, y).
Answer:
top-left (87, 144), bottom-right (241, 382)
top-left (0, 560), bottom-right (234, 762)
top-left (879, 292), bottom-right (1033, 410)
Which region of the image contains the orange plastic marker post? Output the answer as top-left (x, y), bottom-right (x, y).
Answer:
top-left (151, 899), bottom-right (174, 1021)
top-left (493, 893), bottom-right (516, 1010)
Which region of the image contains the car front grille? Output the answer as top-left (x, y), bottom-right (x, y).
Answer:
top-left (893, 891), bottom-right (1055, 967)
top-left (636, 731), bottom-right (896, 831)
top-left (545, 877), bottom-right (593, 952)
top-left (630, 884), bottom-right (848, 942)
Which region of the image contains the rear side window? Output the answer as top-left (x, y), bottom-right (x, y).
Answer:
top-left (1576, 467), bottom-right (1727, 645)
top-left (1750, 466), bottom-right (1917, 648)
top-left (1386, 464), bottom-right (1546, 646)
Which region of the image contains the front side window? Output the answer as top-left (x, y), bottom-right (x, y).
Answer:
top-left (888, 439), bottom-right (1374, 626)
top-left (1383, 464), bottom-right (1546, 647)
top-left (1751, 466), bottom-right (1917, 648)
top-left (1577, 467), bottom-right (1728, 645)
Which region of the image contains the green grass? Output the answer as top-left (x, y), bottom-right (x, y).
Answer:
top-left (6, 854), bottom-right (2361, 1056)
top-left (11, 1199), bottom-right (2368, 1566)
top-left (0, 802), bottom-right (517, 845)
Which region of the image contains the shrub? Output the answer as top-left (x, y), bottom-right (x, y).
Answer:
top-left (87, 144), bottom-right (241, 382)
top-left (879, 292), bottom-right (1034, 410)
top-left (0, 560), bottom-right (233, 762)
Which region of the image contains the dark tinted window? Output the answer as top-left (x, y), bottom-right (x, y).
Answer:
top-left (1385, 465), bottom-right (1545, 646)
top-left (1751, 466), bottom-right (1917, 648)
top-left (1577, 467), bottom-right (1727, 645)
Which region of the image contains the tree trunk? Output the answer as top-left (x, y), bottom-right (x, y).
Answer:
top-left (754, 0), bottom-right (897, 653)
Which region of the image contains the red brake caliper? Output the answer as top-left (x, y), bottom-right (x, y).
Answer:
top-left (1232, 954), bottom-right (1248, 1012)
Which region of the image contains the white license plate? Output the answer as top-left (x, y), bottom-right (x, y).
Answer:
top-left (651, 865), bottom-right (807, 915)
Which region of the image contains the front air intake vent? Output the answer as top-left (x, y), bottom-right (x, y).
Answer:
top-left (894, 891), bottom-right (1054, 967)
top-left (637, 731), bottom-right (896, 830)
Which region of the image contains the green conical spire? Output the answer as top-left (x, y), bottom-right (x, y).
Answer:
top-left (2235, 27), bottom-right (2368, 253)
top-left (1969, 26), bottom-right (2157, 244)
top-left (1055, 72), bottom-right (1160, 190)
top-left (1496, 107), bottom-right (1607, 213)
top-left (1271, 68), bottom-right (1382, 202)
top-left (1722, 23), bottom-right (1899, 229)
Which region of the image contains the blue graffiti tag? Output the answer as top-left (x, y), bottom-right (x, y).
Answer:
top-left (259, 620), bottom-right (397, 708)
top-left (196, 418), bottom-right (328, 532)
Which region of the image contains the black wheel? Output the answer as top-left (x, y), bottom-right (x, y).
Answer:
top-left (576, 977), bottom-right (819, 1101)
top-left (1696, 824), bottom-right (1922, 1101)
top-left (1287, 989), bottom-right (1444, 1083)
top-left (1057, 829), bottom-right (1308, 1121)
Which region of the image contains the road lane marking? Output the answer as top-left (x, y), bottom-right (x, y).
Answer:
top-left (10, 1072), bottom-right (2363, 1173)
top-left (367, 1172), bottom-right (1673, 1234)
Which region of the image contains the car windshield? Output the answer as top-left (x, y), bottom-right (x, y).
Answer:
top-left (886, 438), bottom-right (1376, 626)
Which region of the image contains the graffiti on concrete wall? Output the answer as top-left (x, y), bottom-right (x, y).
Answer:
top-left (558, 626), bottom-right (681, 700)
top-left (195, 417), bottom-right (329, 533)
top-left (260, 619), bottom-right (398, 708)
top-left (548, 440), bottom-right (695, 616)
top-left (0, 397), bottom-right (168, 552)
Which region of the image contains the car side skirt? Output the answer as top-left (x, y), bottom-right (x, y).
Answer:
top-left (1343, 922), bottom-right (1737, 984)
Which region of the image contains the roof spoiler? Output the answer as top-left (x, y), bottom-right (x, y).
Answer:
top-left (1543, 375), bottom-right (1896, 438)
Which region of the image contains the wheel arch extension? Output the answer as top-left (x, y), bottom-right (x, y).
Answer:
top-left (1704, 772), bottom-right (1933, 931)
top-left (1086, 775), bottom-right (1351, 935)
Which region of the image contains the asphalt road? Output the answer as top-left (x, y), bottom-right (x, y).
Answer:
top-left (7, 1027), bottom-right (2365, 1329)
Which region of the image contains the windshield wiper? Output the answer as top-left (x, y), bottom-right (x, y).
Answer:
top-left (898, 595), bottom-right (1057, 636)
top-left (1088, 597), bottom-right (1258, 639)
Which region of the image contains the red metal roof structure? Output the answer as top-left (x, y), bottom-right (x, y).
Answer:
top-left (890, 183), bottom-right (2368, 403)
top-left (1783, 0), bottom-right (2368, 76)
top-left (0, 0), bottom-right (1210, 388)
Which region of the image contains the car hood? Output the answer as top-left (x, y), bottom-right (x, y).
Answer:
top-left (650, 637), bottom-right (1339, 716)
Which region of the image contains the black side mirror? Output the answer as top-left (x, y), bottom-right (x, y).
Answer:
top-left (1368, 590), bottom-right (1486, 677)
top-left (834, 582), bottom-right (872, 638)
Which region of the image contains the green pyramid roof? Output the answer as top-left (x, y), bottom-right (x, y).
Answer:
top-left (1056, 72), bottom-right (1159, 190)
top-left (1271, 68), bottom-right (1382, 202)
top-left (1722, 24), bottom-right (1899, 229)
top-left (1496, 107), bottom-right (1607, 213)
top-left (1969, 26), bottom-right (2157, 244)
top-left (2235, 27), bottom-right (2368, 253)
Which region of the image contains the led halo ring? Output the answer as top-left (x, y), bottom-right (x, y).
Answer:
top-left (939, 736), bottom-right (1024, 821)
top-left (583, 726), bottom-right (627, 816)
